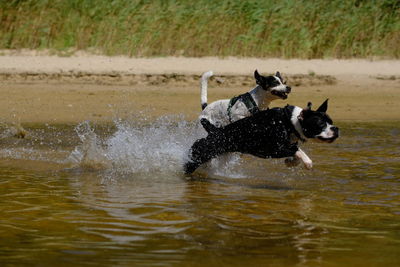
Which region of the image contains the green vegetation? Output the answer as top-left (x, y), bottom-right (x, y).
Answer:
top-left (0, 0), bottom-right (399, 58)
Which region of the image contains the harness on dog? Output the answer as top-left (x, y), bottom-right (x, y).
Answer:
top-left (227, 92), bottom-right (259, 122)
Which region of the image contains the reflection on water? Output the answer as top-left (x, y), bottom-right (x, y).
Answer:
top-left (0, 119), bottom-right (399, 266)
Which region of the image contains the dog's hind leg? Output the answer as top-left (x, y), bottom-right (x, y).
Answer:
top-left (184, 161), bottom-right (201, 175)
top-left (184, 134), bottom-right (226, 174)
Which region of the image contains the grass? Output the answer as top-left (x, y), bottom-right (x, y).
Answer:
top-left (0, 0), bottom-right (399, 58)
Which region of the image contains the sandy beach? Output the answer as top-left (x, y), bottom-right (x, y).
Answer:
top-left (0, 51), bottom-right (399, 124)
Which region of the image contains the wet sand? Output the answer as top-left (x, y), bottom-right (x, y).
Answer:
top-left (0, 52), bottom-right (399, 124)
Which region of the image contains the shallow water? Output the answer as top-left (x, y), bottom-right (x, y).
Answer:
top-left (0, 118), bottom-right (399, 266)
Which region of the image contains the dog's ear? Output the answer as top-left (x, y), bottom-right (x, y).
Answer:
top-left (275, 71), bottom-right (282, 81)
top-left (298, 102), bottom-right (312, 121)
top-left (254, 70), bottom-right (265, 87)
top-left (316, 99), bottom-right (329, 113)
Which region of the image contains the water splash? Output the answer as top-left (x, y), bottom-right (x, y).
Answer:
top-left (0, 122), bottom-right (27, 139)
top-left (105, 116), bottom-right (202, 175)
top-left (65, 121), bottom-right (111, 170)
top-left (0, 115), bottom-right (258, 178)
top-left (205, 153), bottom-right (247, 178)
top-left (63, 116), bottom-right (204, 175)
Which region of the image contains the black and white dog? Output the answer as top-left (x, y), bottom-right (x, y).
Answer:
top-left (184, 99), bottom-right (339, 174)
top-left (199, 70), bottom-right (291, 129)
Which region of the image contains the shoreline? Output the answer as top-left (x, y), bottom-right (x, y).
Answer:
top-left (0, 53), bottom-right (399, 124)
top-left (1, 51), bottom-right (400, 77)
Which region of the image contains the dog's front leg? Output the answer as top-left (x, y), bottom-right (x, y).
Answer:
top-left (294, 148), bottom-right (313, 170)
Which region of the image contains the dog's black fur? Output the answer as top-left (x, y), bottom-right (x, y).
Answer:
top-left (184, 100), bottom-right (338, 174)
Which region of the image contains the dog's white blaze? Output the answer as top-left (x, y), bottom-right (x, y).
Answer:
top-left (317, 123), bottom-right (335, 139)
top-left (272, 76), bottom-right (287, 90)
top-left (291, 106), bottom-right (307, 140)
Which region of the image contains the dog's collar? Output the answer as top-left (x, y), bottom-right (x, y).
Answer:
top-left (284, 105), bottom-right (307, 143)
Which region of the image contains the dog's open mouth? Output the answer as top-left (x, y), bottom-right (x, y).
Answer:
top-left (271, 90), bottom-right (288, 99)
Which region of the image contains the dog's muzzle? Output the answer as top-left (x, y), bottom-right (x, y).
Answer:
top-left (317, 126), bottom-right (339, 143)
top-left (271, 86), bottom-right (291, 99)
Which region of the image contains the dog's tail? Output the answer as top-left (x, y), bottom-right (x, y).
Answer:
top-left (200, 70), bottom-right (213, 110)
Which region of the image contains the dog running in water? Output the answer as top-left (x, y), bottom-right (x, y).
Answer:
top-left (185, 99), bottom-right (339, 174)
top-left (199, 70), bottom-right (291, 129)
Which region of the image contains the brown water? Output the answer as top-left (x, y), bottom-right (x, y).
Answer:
top-left (0, 118), bottom-right (399, 266)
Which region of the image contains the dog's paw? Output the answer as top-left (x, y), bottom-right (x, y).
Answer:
top-left (285, 157), bottom-right (300, 167)
top-left (303, 160), bottom-right (313, 170)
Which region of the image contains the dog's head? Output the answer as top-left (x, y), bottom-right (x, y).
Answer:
top-left (298, 99), bottom-right (339, 143)
top-left (254, 70), bottom-right (291, 100)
